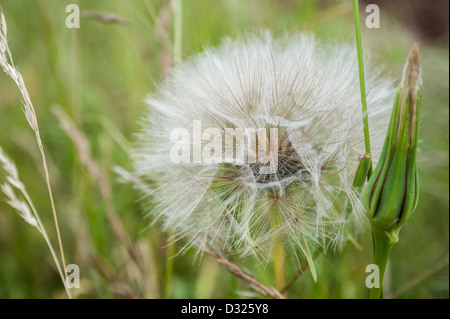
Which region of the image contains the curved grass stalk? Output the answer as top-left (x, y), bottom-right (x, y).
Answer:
top-left (0, 147), bottom-right (70, 298)
top-left (0, 10), bottom-right (71, 298)
top-left (352, 0), bottom-right (372, 158)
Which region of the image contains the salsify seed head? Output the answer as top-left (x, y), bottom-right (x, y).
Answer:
top-left (135, 32), bottom-right (394, 262)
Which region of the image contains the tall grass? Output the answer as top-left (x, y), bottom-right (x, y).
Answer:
top-left (0, 10), bottom-right (71, 298)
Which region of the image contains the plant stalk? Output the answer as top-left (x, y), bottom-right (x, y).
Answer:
top-left (352, 0), bottom-right (372, 159)
top-left (164, 0), bottom-right (183, 299)
top-left (273, 236), bottom-right (286, 294)
top-left (369, 226), bottom-right (395, 299)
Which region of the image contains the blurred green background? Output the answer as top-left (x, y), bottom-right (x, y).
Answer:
top-left (0, 0), bottom-right (448, 299)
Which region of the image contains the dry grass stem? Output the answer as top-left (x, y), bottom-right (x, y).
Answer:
top-left (81, 10), bottom-right (129, 25)
top-left (193, 237), bottom-right (284, 299)
top-left (53, 106), bottom-right (157, 298)
top-left (0, 147), bottom-right (71, 297)
top-left (0, 10), bottom-right (71, 298)
top-left (281, 261), bottom-right (311, 293)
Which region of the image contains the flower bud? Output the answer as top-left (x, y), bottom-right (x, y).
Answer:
top-left (363, 44), bottom-right (422, 238)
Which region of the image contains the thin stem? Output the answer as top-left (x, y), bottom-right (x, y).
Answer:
top-left (352, 0), bottom-right (372, 157)
top-left (273, 236), bottom-right (286, 294)
top-left (369, 226), bottom-right (394, 299)
top-left (281, 259), bottom-right (311, 293)
top-left (163, 0), bottom-right (183, 299)
top-left (173, 0), bottom-right (183, 65)
top-left (387, 254), bottom-right (449, 299)
top-left (1, 9), bottom-right (71, 298)
top-left (35, 133), bottom-right (71, 299)
top-left (193, 237), bottom-right (284, 299)
top-left (164, 237), bottom-right (175, 299)
top-left (20, 188), bottom-right (71, 297)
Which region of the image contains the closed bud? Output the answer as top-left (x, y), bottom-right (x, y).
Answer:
top-left (363, 44), bottom-right (422, 239)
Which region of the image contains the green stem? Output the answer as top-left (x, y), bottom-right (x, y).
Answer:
top-left (369, 226), bottom-right (395, 299)
top-left (164, 0), bottom-right (183, 299)
top-left (164, 232), bottom-right (175, 298)
top-left (173, 0), bottom-right (183, 65)
top-left (352, 0), bottom-right (372, 158)
top-left (273, 236), bottom-right (286, 294)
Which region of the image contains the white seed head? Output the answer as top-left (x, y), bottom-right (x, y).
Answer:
top-left (134, 32), bottom-right (394, 261)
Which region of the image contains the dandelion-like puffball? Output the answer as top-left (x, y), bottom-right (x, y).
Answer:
top-left (135, 33), bottom-right (394, 263)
